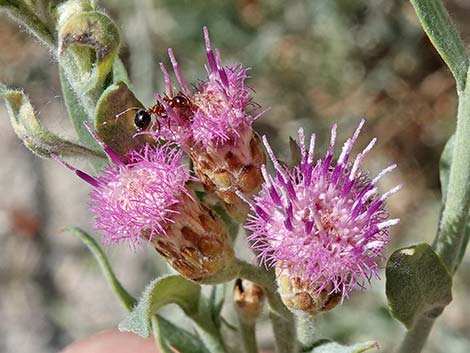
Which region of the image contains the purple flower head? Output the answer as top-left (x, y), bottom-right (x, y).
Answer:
top-left (89, 144), bottom-right (191, 245)
top-left (154, 26), bottom-right (264, 149)
top-left (241, 120), bottom-right (400, 299)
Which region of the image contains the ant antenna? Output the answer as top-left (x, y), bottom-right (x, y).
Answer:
top-left (115, 107), bottom-right (142, 119)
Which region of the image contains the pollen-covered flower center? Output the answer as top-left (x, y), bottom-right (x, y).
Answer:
top-left (193, 83), bottom-right (228, 118)
top-left (110, 166), bottom-right (170, 212)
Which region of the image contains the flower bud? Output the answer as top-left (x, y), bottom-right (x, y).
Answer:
top-left (234, 279), bottom-right (266, 324)
top-left (149, 192), bottom-right (234, 282)
top-left (276, 267), bottom-right (341, 315)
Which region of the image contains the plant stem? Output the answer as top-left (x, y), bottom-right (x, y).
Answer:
top-left (296, 313), bottom-right (318, 349)
top-left (236, 259), bottom-right (299, 353)
top-left (237, 319), bottom-right (258, 353)
top-left (191, 298), bottom-right (228, 353)
top-left (397, 59), bottom-right (470, 353)
top-left (435, 68), bottom-right (470, 273)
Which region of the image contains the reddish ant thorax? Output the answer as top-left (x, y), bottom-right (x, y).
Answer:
top-left (133, 92), bottom-right (195, 133)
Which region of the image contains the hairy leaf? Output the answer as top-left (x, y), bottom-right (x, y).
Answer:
top-left (152, 316), bottom-right (210, 353)
top-left (58, 10), bottom-right (120, 94)
top-left (64, 226), bottom-right (136, 311)
top-left (409, 0), bottom-right (468, 92)
top-left (119, 275), bottom-right (201, 338)
top-left (95, 81), bottom-right (151, 157)
top-left (386, 243), bottom-right (452, 329)
top-left (1, 84), bottom-right (104, 159)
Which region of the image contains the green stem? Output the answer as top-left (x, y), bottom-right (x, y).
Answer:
top-left (237, 319), bottom-right (258, 353)
top-left (397, 317), bottom-right (435, 353)
top-left (191, 298), bottom-right (227, 353)
top-left (296, 313), bottom-right (318, 349)
top-left (397, 49), bottom-right (470, 353)
top-left (236, 259), bottom-right (298, 353)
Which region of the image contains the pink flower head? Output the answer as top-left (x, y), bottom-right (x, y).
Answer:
top-left (89, 144), bottom-right (191, 245)
top-left (53, 125), bottom-right (191, 246)
top-left (241, 120), bottom-right (400, 299)
top-left (154, 26), bottom-right (264, 149)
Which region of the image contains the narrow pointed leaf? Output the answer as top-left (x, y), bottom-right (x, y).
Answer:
top-left (64, 226), bottom-right (137, 311)
top-left (152, 316), bottom-right (210, 353)
top-left (409, 0), bottom-right (468, 92)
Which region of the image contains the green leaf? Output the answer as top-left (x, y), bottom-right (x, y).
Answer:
top-left (64, 226), bottom-right (136, 311)
top-left (409, 0), bottom-right (468, 92)
top-left (309, 340), bottom-right (378, 353)
top-left (58, 10), bottom-right (120, 94)
top-left (151, 316), bottom-right (210, 353)
top-left (94, 81), bottom-right (151, 157)
top-left (439, 134), bottom-right (454, 203)
top-left (438, 134), bottom-right (470, 270)
top-left (119, 275), bottom-right (201, 338)
top-left (112, 58), bottom-right (131, 86)
top-left (0, 84), bottom-right (105, 159)
top-left (212, 204), bottom-right (239, 241)
top-left (209, 284), bottom-right (226, 328)
top-left (385, 243), bottom-right (452, 329)
top-left (59, 68), bottom-right (107, 171)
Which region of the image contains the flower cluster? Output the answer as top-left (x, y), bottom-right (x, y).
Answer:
top-left (242, 120), bottom-right (400, 308)
top-left (55, 28), bottom-right (399, 306)
top-left (56, 124), bottom-right (233, 282)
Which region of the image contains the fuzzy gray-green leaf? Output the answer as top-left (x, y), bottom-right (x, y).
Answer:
top-left (95, 81), bottom-right (151, 157)
top-left (385, 243), bottom-right (452, 329)
top-left (64, 226), bottom-right (137, 311)
top-left (309, 340), bottom-right (378, 353)
top-left (0, 84), bottom-right (104, 159)
top-left (58, 10), bottom-right (120, 94)
top-left (409, 0), bottom-right (468, 92)
top-left (119, 275), bottom-right (201, 338)
top-left (152, 316), bottom-right (210, 353)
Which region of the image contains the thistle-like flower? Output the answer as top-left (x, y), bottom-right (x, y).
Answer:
top-left (148, 27), bottom-right (266, 218)
top-left (240, 120), bottom-right (400, 313)
top-left (55, 125), bottom-right (234, 282)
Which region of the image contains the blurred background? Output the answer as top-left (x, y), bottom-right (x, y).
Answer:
top-left (0, 0), bottom-right (469, 352)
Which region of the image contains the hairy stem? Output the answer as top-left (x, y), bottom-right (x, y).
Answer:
top-left (237, 319), bottom-right (258, 353)
top-left (236, 259), bottom-right (298, 353)
top-left (296, 313), bottom-right (318, 349)
top-left (398, 46), bottom-right (470, 353)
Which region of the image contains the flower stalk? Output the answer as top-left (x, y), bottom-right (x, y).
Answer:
top-left (397, 1), bottom-right (470, 352)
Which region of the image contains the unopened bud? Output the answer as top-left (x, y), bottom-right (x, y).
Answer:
top-left (191, 130), bottom-right (265, 220)
top-left (149, 192), bottom-right (235, 283)
top-left (276, 267), bottom-right (341, 315)
top-left (234, 279), bottom-right (266, 324)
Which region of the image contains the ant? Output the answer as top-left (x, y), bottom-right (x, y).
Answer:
top-left (131, 93), bottom-right (193, 132)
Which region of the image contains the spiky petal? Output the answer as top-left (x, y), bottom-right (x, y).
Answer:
top-left (243, 120), bottom-right (400, 303)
